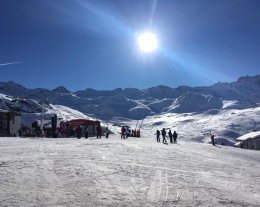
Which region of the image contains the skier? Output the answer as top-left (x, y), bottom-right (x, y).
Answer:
top-left (173, 131), bottom-right (178, 144)
top-left (156, 130), bottom-right (160, 142)
top-left (105, 127), bottom-right (110, 138)
top-left (96, 125), bottom-right (102, 139)
top-left (85, 126), bottom-right (89, 139)
top-left (161, 128), bottom-right (167, 144)
top-left (76, 126), bottom-right (82, 139)
top-left (211, 134), bottom-right (215, 146)
top-left (168, 130), bottom-right (173, 144)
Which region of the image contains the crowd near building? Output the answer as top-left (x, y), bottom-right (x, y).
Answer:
top-left (60, 119), bottom-right (102, 137)
top-left (2, 109), bottom-right (260, 151)
top-left (0, 110), bottom-right (142, 139)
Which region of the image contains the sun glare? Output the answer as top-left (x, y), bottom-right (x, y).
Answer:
top-left (137, 32), bottom-right (158, 53)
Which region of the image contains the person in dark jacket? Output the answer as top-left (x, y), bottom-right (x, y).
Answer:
top-left (85, 126), bottom-right (89, 139)
top-left (173, 131), bottom-right (178, 144)
top-left (211, 134), bottom-right (215, 146)
top-left (18, 129), bottom-right (22, 137)
top-left (156, 130), bottom-right (160, 142)
top-left (96, 125), bottom-right (102, 139)
top-left (76, 126), bottom-right (82, 139)
top-left (168, 130), bottom-right (173, 144)
top-left (161, 128), bottom-right (167, 144)
top-left (105, 127), bottom-right (110, 138)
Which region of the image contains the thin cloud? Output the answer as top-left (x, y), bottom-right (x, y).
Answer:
top-left (0, 61), bottom-right (22, 67)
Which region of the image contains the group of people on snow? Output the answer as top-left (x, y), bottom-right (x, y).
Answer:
top-left (121, 126), bottom-right (139, 139)
top-left (20, 122), bottom-right (218, 147)
top-left (156, 128), bottom-right (178, 144)
top-left (75, 125), bottom-right (110, 139)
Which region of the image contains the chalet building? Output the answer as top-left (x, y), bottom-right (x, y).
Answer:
top-left (0, 110), bottom-right (21, 137)
top-left (236, 131), bottom-right (260, 150)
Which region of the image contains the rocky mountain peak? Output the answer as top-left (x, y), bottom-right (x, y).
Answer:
top-left (52, 86), bottom-right (70, 94)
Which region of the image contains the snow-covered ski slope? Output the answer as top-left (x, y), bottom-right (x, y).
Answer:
top-left (0, 136), bottom-right (259, 206)
top-left (2, 90), bottom-right (260, 145)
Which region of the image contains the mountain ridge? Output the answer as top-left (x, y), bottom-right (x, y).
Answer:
top-left (0, 75), bottom-right (260, 120)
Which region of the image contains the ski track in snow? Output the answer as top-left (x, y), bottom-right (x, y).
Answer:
top-left (0, 136), bottom-right (260, 207)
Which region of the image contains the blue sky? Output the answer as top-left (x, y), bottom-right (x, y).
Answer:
top-left (0, 0), bottom-right (260, 91)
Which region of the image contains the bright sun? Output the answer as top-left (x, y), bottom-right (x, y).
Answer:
top-left (137, 32), bottom-right (158, 53)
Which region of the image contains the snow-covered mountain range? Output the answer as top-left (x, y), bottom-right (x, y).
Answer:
top-left (1, 75), bottom-right (260, 120)
top-left (1, 75), bottom-right (260, 145)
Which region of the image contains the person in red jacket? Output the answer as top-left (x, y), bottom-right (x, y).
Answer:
top-left (121, 127), bottom-right (126, 139)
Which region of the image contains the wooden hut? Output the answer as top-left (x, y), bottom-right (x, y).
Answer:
top-left (236, 131), bottom-right (260, 150)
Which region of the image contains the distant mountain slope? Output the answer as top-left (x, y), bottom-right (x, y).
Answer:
top-left (0, 93), bottom-right (94, 127)
top-left (143, 106), bottom-right (260, 146)
top-left (0, 75), bottom-right (260, 119)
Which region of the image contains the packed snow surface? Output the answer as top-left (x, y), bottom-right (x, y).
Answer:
top-left (0, 136), bottom-right (260, 207)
